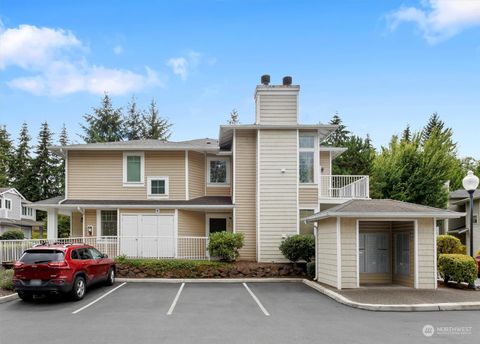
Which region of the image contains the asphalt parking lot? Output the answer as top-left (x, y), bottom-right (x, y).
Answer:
top-left (1, 282), bottom-right (479, 344)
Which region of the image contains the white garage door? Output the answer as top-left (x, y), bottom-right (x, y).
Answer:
top-left (120, 214), bottom-right (175, 258)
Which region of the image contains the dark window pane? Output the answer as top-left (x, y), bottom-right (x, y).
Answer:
top-left (209, 218), bottom-right (227, 233)
top-left (299, 209), bottom-right (315, 235)
top-left (210, 160), bottom-right (227, 183)
top-left (101, 210), bottom-right (118, 236)
top-left (20, 250), bottom-right (64, 264)
top-left (151, 179), bottom-right (166, 194)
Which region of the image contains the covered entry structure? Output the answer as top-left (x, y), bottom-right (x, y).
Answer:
top-left (305, 199), bottom-right (464, 290)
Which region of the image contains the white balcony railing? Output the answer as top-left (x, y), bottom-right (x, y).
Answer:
top-left (0, 236), bottom-right (209, 264)
top-left (319, 175), bottom-right (370, 199)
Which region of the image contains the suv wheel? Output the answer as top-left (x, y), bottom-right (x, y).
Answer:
top-left (105, 268), bottom-right (115, 286)
top-left (17, 291), bottom-right (33, 302)
top-left (71, 276), bottom-right (86, 301)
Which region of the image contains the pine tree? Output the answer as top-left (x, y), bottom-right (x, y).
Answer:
top-left (11, 123), bottom-right (35, 199)
top-left (325, 113), bottom-right (350, 146)
top-left (0, 125), bottom-right (13, 186)
top-left (124, 96), bottom-right (145, 140)
top-left (228, 109), bottom-right (240, 125)
top-left (56, 124), bottom-right (69, 195)
top-left (143, 98), bottom-right (172, 140)
top-left (30, 122), bottom-right (57, 201)
top-left (422, 112), bottom-right (445, 144)
top-left (81, 93), bottom-right (124, 143)
top-left (402, 124), bottom-right (411, 143)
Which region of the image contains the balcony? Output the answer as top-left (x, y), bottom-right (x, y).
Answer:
top-left (319, 175), bottom-right (370, 200)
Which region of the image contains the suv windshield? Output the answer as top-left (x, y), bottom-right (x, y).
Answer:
top-left (19, 250), bottom-right (65, 264)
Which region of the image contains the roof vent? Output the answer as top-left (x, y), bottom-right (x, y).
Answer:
top-left (282, 76), bottom-right (292, 86)
top-left (206, 140), bottom-right (211, 144)
top-left (261, 74), bottom-right (270, 85)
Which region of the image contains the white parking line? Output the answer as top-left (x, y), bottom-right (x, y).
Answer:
top-left (167, 283), bottom-right (185, 315)
top-left (243, 283), bottom-right (270, 316)
top-left (72, 282), bottom-right (127, 315)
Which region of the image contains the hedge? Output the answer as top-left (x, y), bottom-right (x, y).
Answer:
top-left (0, 230), bottom-right (24, 240)
top-left (438, 254), bottom-right (478, 286)
top-left (115, 256), bottom-right (231, 272)
top-left (207, 231), bottom-right (244, 262)
top-left (279, 234), bottom-right (315, 263)
top-left (437, 234), bottom-right (466, 255)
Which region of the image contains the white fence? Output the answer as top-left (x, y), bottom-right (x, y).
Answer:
top-left (319, 175), bottom-right (369, 199)
top-left (0, 236), bottom-right (209, 264)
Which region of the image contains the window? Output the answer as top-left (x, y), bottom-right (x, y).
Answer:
top-left (71, 250), bottom-right (80, 260)
top-left (299, 133), bottom-right (316, 184)
top-left (88, 248), bottom-right (103, 260)
top-left (100, 210), bottom-right (117, 237)
top-left (19, 250), bottom-right (64, 263)
top-left (359, 233), bottom-right (389, 274)
top-left (123, 152), bottom-right (144, 186)
top-left (395, 232), bottom-right (410, 276)
top-left (207, 157), bottom-right (230, 185)
top-left (4, 199), bottom-right (11, 210)
top-left (22, 206), bottom-right (33, 217)
top-left (299, 209), bottom-right (315, 235)
top-left (78, 248), bottom-right (93, 260)
top-left (147, 177), bottom-right (169, 198)
top-left (209, 218), bottom-right (227, 234)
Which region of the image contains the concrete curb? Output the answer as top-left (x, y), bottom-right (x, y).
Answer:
top-left (117, 277), bottom-right (304, 283)
top-left (302, 279), bottom-right (480, 312)
top-left (0, 293), bottom-right (18, 304)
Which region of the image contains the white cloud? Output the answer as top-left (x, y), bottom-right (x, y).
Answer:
top-left (166, 50), bottom-right (215, 80)
top-left (113, 44), bottom-right (123, 55)
top-left (388, 0), bottom-right (480, 44)
top-left (0, 24), bottom-right (161, 95)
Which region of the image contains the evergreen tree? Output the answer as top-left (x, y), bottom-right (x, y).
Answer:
top-left (422, 112), bottom-right (445, 144)
top-left (81, 93), bottom-right (124, 143)
top-left (56, 124), bottom-right (69, 195)
top-left (332, 135), bottom-right (376, 176)
top-left (324, 113), bottom-right (350, 145)
top-left (228, 109), bottom-right (240, 125)
top-left (402, 124), bottom-right (411, 143)
top-left (0, 125), bottom-right (13, 186)
top-left (143, 98), bottom-right (172, 140)
top-left (11, 123), bottom-right (35, 199)
top-left (30, 122), bottom-right (57, 201)
top-left (124, 96), bottom-right (145, 140)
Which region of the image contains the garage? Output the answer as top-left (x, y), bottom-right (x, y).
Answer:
top-left (120, 214), bottom-right (176, 258)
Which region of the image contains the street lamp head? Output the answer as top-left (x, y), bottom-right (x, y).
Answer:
top-left (462, 170), bottom-right (479, 192)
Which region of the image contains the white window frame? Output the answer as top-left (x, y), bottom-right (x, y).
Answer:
top-left (22, 206), bottom-right (33, 217)
top-left (123, 152), bottom-right (145, 187)
top-left (299, 132), bottom-right (318, 185)
top-left (205, 213), bottom-right (230, 236)
top-left (206, 156), bottom-right (230, 186)
top-left (96, 209), bottom-right (119, 239)
top-left (4, 198), bottom-right (12, 210)
top-left (147, 176), bottom-right (169, 199)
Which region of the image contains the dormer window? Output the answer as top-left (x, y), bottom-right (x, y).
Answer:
top-left (123, 152), bottom-right (145, 186)
top-left (207, 157), bottom-right (230, 185)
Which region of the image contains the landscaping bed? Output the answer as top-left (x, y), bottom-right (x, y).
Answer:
top-left (0, 268), bottom-right (14, 297)
top-left (115, 257), bottom-right (306, 279)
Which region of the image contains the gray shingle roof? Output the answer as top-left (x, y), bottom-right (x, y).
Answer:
top-left (32, 196), bottom-right (65, 205)
top-left (305, 199), bottom-right (464, 222)
top-left (0, 218), bottom-right (44, 227)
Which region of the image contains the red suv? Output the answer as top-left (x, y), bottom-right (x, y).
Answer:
top-left (13, 243), bottom-right (116, 301)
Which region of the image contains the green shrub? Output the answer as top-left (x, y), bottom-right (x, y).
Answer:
top-left (0, 230), bottom-right (24, 240)
top-left (279, 234), bottom-right (315, 263)
top-left (306, 262), bottom-right (315, 279)
top-left (476, 249), bottom-right (480, 257)
top-left (207, 231), bottom-right (244, 262)
top-left (115, 257), bottom-right (231, 272)
top-left (437, 235), bottom-right (465, 255)
top-left (438, 254), bottom-right (478, 286)
top-left (0, 269), bottom-right (14, 290)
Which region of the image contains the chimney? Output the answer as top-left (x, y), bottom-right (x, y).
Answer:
top-left (261, 74), bottom-right (270, 85)
top-left (282, 76), bottom-right (292, 86)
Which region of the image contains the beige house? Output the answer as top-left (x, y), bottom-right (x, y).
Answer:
top-left (305, 199), bottom-right (464, 290)
top-left (32, 76), bottom-right (371, 262)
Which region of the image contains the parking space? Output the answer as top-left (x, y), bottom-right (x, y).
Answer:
top-left (1, 282), bottom-right (480, 344)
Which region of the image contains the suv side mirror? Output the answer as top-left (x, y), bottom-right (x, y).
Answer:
top-left (102, 253), bottom-right (108, 258)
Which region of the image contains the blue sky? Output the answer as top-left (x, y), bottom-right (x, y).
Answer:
top-left (0, 0), bottom-right (479, 157)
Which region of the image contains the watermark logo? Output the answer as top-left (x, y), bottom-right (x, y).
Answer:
top-left (422, 324), bottom-right (472, 337)
top-left (423, 325), bottom-right (435, 337)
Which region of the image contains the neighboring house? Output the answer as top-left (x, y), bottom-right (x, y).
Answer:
top-left (33, 76), bottom-right (370, 262)
top-left (0, 188), bottom-right (42, 239)
top-left (446, 189), bottom-right (480, 255)
top-left (305, 199), bottom-right (463, 290)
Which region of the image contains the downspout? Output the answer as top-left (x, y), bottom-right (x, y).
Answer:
top-left (314, 222), bottom-right (318, 281)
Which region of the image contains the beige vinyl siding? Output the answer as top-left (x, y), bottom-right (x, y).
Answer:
top-left (320, 151), bottom-right (331, 176)
top-left (341, 218), bottom-right (357, 288)
top-left (188, 151), bottom-right (205, 199)
top-left (71, 211), bottom-right (83, 237)
top-left (178, 210), bottom-right (205, 236)
top-left (205, 186), bottom-right (231, 196)
top-left (317, 217), bottom-right (338, 288)
top-left (257, 94), bottom-right (298, 125)
top-left (417, 218), bottom-right (436, 289)
top-left (84, 209), bottom-right (97, 237)
top-left (258, 130), bottom-right (298, 262)
top-left (234, 130), bottom-right (257, 261)
top-left (392, 222), bottom-right (414, 287)
top-left (67, 151), bottom-right (186, 200)
top-left (299, 187), bottom-right (318, 205)
top-left (359, 221), bottom-right (392, 285)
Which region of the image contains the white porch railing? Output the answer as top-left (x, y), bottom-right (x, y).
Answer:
top-left (0, 236), bottom-right (209, 264)
top-left (319, 175), bottom-right (370, 199)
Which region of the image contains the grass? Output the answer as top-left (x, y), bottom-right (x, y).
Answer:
top-left (0, 268), bottom-right (14, 291)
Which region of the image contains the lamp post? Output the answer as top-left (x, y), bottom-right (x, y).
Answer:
top-left (462, 171), bottom-right (479, 257)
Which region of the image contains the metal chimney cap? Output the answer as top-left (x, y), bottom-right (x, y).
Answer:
top-left (261, 74), bottom-right (270, 85)
top-left (282, 76), bottom-right (292, 86)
